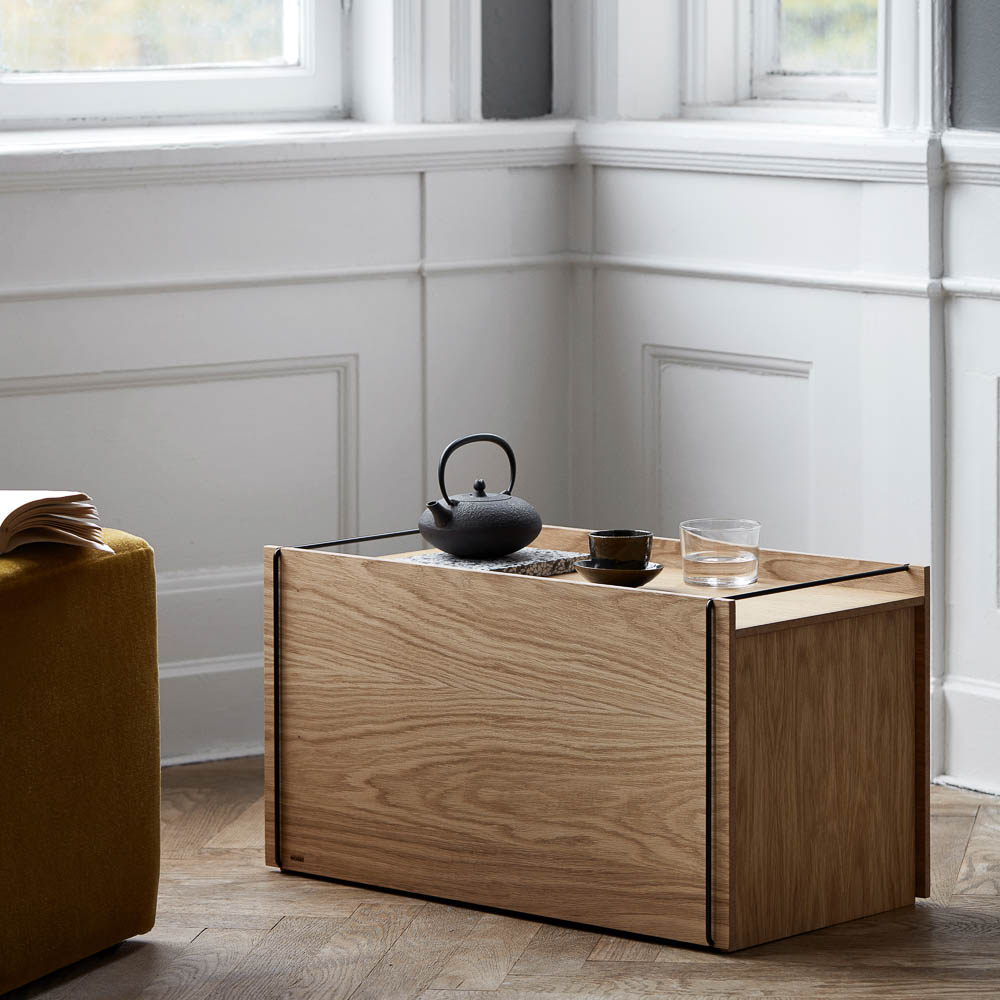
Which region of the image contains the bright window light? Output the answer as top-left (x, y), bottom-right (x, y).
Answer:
top-left (778, 0), bottom-right (878, 75)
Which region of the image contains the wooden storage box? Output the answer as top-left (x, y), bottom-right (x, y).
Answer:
top-left (265, 525), bottom-right (929, 951)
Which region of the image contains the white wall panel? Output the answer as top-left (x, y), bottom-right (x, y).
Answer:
top-left (946, 306), bottom-right (1000, 685)
top-left (2, 156), bottom-right (571, 762)
top-left (859, 182), bottom-right (931, 276)
top-left (946, 182), bottom-right (1000, 281)
top-left (0, 173), bottom-right (420, 291)
top-left (588, 269), bottom-right (932, 563)
top-left (0, 273), bottom-right (427, 761)
top-left (1, 357), bottom-right (352, 573)
top-left (594, 168), bottom-right (864, 270)
top-left (424, 167), bottom-right (570, 261)
top-left (943, 294), bottom-right (1000, 791)
top-left (645, 346), bottom-right (812, 549)
top-left (9, 125), bottom-right (988, 782)
top-left (425, 268), bottom-right (571, 525)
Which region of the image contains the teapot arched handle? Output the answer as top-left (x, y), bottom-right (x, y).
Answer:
top-left (438, 433), bottom-right (517, 506)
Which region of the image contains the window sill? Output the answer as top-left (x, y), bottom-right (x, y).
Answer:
top-left (576, 119), bottom-right (934, 184)
top-left (681, 101), bottom-right (877, 129)
top-left (0, 117), bottom-right (949, 193)
top-left (0, 119), bottom-right (578, 192)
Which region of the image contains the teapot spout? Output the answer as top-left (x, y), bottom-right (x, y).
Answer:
top-left (426, 500), bottom-right (453, 529)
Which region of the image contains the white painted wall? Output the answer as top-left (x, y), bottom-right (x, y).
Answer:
top-left (940, 133), bottom-right (1000, 794)
top-left (5, 119), bottom-right (999, 790)
top-left (0, 124), bottom-right (574, 764)
top-left (570, 123), bottom-right (944, 778)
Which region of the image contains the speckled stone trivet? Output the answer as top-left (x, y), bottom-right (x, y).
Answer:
top-left (401, 547), bottom-right (586, 576)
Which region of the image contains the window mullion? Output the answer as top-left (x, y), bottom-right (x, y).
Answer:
top-left (751, 0), bottom-right (780, 82)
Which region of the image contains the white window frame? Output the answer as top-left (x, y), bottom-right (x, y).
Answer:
top-left (571, 0), bottom-right (937, 132)
top-left (677, 0), bottom-right (880, 124)
top-left (751, 0), bottom-right (878, 104)
top-left (0, 0), bottom-right (343, 128)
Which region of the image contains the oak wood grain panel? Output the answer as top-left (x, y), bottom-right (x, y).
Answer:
top-left (729, 608), bottom-right (916, 950)
top-left (534, 527), bottom-right (926, 599)
top-left (915, 566), bottom-right (931, 898)
top-left (264, 550), bottom-right (276, 867)
top-left (36, 760), bottom-right (1000, 999)
top-left (712, 599), bottom-right (732, 950)
top-left (267, 547), bottom-right (727, 947)
top-left (732, 591), bottom-right (924, 635)
top-left (386, 543), bottom-right (922, 635)
top-left (550, 563), bottom-right (922, 626)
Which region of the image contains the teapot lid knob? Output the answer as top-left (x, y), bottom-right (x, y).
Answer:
top-left (473, 478), bottom-right (487, 497)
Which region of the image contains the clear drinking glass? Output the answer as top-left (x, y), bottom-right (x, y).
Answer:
top-left (680, 518), bottom-right (761, 587)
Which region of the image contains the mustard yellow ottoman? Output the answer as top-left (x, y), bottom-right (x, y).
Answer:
top-left (0, 530), bottom-right (160, 995)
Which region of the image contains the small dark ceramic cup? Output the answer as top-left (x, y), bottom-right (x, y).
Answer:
top-left (589, 529), bottom-right (653, 570)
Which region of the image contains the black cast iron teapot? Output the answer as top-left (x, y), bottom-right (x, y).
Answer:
top-left (419, 433), bottom-right (542, 558)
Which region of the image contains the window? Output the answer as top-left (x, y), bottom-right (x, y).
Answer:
top-left (0, 0), bottom-right (342, 126)
top-left (752, 0), bottom-right (878, 103)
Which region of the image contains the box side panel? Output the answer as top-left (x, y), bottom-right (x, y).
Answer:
top-left (273, 549), bottom-right (722, 946)
top-left (712, 600), bottom-right (733, 951)
top-left (264, 547), bottom-right (276, 868)
top-left (915, 567), bottom-right (930, 897)
top-left (730, 608), bottom-right (916, 950)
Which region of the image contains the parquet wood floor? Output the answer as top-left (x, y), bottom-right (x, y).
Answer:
top-left (9, 758), bottom-right (1000, 999)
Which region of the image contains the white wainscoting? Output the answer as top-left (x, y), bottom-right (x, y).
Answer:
top-left (641, 344), bottom-right (813, 552)
top-left (7, 122), bottom-right (1000, 788)
top-left (584, 261), bottom-right (933, 565)
top-left (0, 139), bottom-right (572, 762)
top-left (938, 133), bottom-right (1000, 791)
top-left (942, 294), bottom-right (1000, 793)
top-left (574, 155), bottom-right (941, 775)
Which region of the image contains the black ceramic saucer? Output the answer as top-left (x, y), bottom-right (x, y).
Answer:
top-left (573, 559), bottom-right (664, 588)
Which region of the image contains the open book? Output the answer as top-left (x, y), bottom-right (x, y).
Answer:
top-left (0, 491), bottom-right (114, 556)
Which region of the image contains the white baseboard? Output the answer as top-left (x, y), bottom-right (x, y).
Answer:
top-left (158, 652), bottom-right (263, 765)
top-left (940, 674), bottom-right (1000, 795)
top-left (930, 674), bottom-right (944, 779)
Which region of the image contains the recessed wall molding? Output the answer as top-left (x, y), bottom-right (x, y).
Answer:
top-left (642, 344), bottom-right (812, 381)
top-left (575, 253), bottom-right (934, 297)
top-left (0, 253), bottom-right (943, 307)
top-left (943, 278), bottom-right (1000, 300)
top-left (0, 256), bottom-right (571, 305)
top-left (641, 343), bottom-right (813, 534)
top-left (0, 353), bottom-right (355, 397)
top-left (0, 352), bottom-right (360, 543)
